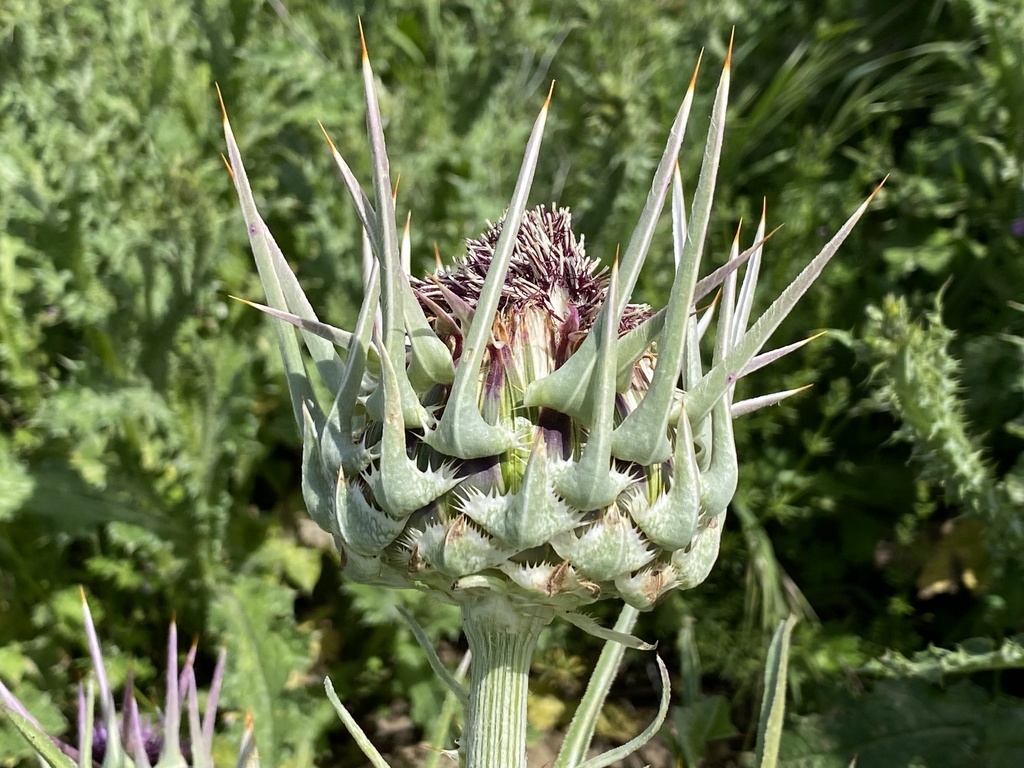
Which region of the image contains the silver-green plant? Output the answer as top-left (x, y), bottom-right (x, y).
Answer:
top-left (220, 26), bottom-right (880, 768)
top-left (0, 590), bottom-right (258, 768)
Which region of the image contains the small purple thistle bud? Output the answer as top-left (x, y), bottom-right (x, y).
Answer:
top-left (1, 591), bottom-right (225, 766)
top-left (90, 716), bottom-right (171, 763)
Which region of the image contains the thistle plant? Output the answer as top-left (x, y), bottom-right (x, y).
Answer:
top-left (0, 590), bottom-right (257, 768)
top-left (219, 26), bottom-right (880, 768)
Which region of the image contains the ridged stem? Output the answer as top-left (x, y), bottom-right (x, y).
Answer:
top-left (461, 595), bottom-right (551, 768)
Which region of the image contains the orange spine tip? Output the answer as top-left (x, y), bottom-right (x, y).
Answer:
top-left (761, 197), bottom-right (767, 220)
top-left (808, 330), bottom-right (829, 342)
top-left (545, 80), bottom-right (555, 108)
top-left (318, 120), bottom-right (339, 154)
top-left (433, 243), bottom-right (443, 270)
top-left (688, 49), bottom-right (704, 90)
top-left (732, 219), bottom-right (743, 242)
top-left (869, 174), bottom-right (890, 200)
top-left (725, 28), bottom-right (735, 70)
top-left (694, 289), bottom-right (721, 316)
top-left (358, 17), bottom-right (368, 61)
top-left (78, 585), bottom-right (87, 602)
top-left (392, 173), bottom-right (401, 200)
top-left (763, 223), bottom-right (784, 243)
top-left (215, 82), bottom-right (228, 122)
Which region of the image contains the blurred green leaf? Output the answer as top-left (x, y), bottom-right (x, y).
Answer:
top-left (212, 572), bottom-right (330, 768)
top-left (781, 679), bottom-right (1024, 768)
top-left (863, 636), bottom-right (1024, 683)
top-left (0, 440), bottom-right (32, 523)
top-left (2, 0), bottom-right (1024, 764)
top-left (671, 695), bottom-right (738, 765)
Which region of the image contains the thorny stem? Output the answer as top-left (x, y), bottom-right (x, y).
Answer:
top-left (460, 595), bottom-right (552, 768)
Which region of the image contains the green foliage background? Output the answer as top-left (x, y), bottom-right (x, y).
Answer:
top-left (1, 0), bottom-right (1022, 765)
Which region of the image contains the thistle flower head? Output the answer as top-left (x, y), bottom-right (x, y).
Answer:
top-left (0, 591), bottom-right (257, 768)
top-left (219, 40), bottom-right (881, 622)
top-left (411, 204), bottom-right (655, 478)
top-left (414, 205), bottom-right (652, 356)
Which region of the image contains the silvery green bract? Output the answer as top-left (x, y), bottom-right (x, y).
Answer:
top-left (220, 40), bottom-right (878, 617)
top-left (220, 28), bottom-right (879, 768)
top-left (0, 591), bottom-right (258, 768)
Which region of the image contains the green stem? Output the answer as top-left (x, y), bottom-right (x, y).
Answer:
top-left (553, 603), bottom-right (640, 767)
top-left (460, 595), bottom-right (552, 768)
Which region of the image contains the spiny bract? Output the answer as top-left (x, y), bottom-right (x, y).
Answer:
top-left (0, 590), bottom-right (258, 768)
top-left (220, 38), bottom-right (879, 619)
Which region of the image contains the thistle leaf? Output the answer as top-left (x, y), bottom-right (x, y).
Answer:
top-left (417, 517), bottom-right (516, 577)
top-left (81, 682), bottom-right (95, 768)
top-left (607, 52), bottom-right (708, 328)
top-left (672, 514), bottom-right (725, 589)
top-left (506, 438), bottom-right (582, 547)
top-left (552, 504), bottom-right (655, 582)
top-left (202, 649), bottom-right (227, 749)
top-left (185, 672), bottom-right (210, 768)
top-left (321, 258), bottom-right (379, 477)
top-left (81, 592), bottom-right (126, 767)
top-left (300, 403), bottom-right (336, 534)
top-left (692, 227), bottom-right (779, 305)
top-left (716, 223), bottom-right (742, 367)
top-left (157, 616), bottom-right (183, 766)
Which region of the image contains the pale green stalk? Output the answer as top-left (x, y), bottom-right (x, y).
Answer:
top-left (755, 617), bottom-right (798, 768)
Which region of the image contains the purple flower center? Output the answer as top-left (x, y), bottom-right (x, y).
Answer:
top-left (89, 717), bottom-right (191, 763)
